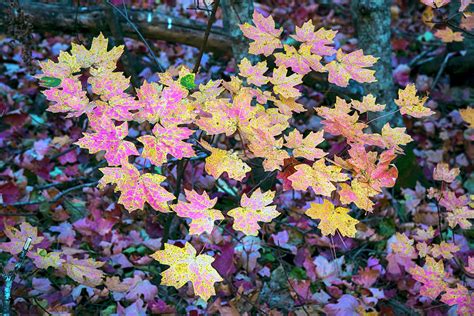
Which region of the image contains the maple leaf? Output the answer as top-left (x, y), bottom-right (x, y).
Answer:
top-left (273, 96), bottom-right (306, 115)
top-left (433, 163), bottom-right (460, 183)
top-left (43, 78), bottom-right (90, 117)
top-left (88, 71), bottom-right (132, 102)
top-left (441, 284), bottom-right (474, 315)
top-left (138, 124), bottom-right (195, 166)
top-left (395, 83), bottom-right (434, 118)
top-left (274, 44), bottom-right (325, 75)
top-left (316, 97), bottom-right (368, 144)
top-left (459, 107), bottom-right (474, 128)
top-left (325, 49), bottom-right (378, 87)
top-left (240, 11), bottom-right (283, 56)
top-left (246, 127), bottom-right (290, 171)
top-left (238, 58), bottom-right (269, 86)
top-left (197, 92), bottom-right (257, 136)
top-left (408, 256), bottom-right (447, 299)
top-left (191, 79), bottom-right (224, 105)
top-left (0, 222), bottom-right (44, 255)
top-left (422, 6), bottom-right (435, 28)
top-left (227, 189), bottom-right (280, 236)
top-left (287, 159), bottom-right (349, 196)
top-left (291, 21), bottom-right (337, 56)
top-left (135, 80), bottom-right (192, 125)
top-left (446, 206), bottom-right (474, 229)
top-left (270, 66), bottom-right (303, 99)
top-left (435, 28), bottom-right (464, 42)
top-left (200, 141), bottom-right (251, 181)
top-left (380, 123), bottom-right (413, 153)
top-left (420, 0), bottom-right (450, 9)
top-left (29, 249), bottom-right (64, 269)
top-left (76, 118), bottom-right (138, 166)
top-left (99, 163), bottom-right (175, 212)
top-left (350, 94), bottom-right (385, 113)
top-left (284, 130), bottom-right (326, 160)
top-left (339, 145), bottom-right (398, 193)
top-left (38, 52), bottom-right (80, 80)
top-left (64, 257), bottom-right (105, 287)
top-left (88, 96), bottom-right (140, 124)
top-left (430, 241), bottom-right (460, 259)
top-left (171, 190), bottom-right (224, 235)
top-left (70, 32), bottom-right (124, 71)
top-left (339, 180), bottom-right (376, 212)
top-left (305, 199), bottom-right (359, 237)
top-left (150, 242), bottom-right (223, 301)
top-left (391, 233), bottom-right (417, 259)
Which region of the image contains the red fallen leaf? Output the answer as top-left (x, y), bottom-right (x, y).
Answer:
top-left (2, 111), bottom-right (29, 128)
top-left (213, 242), bottom-right (237, 278)
top-left (276, 157), bottom-right (300, 190)
top-left (0, 182), bottom-right (21, 204)
top-left (391, 38), bottom-right (410, 51)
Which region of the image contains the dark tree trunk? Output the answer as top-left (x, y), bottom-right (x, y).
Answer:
top-left (0, 2), bottom-right (232, 55)
top-left (221, 0), bottom-right (255, 63)
top-left (351, 0), bottom-right (404, 130)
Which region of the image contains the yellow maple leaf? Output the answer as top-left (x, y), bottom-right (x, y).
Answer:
top-left (71, 33), bottom-right (124, 72)
top-left (305, 199), bottom-right (359, 237)
top-left (325, 49), bottom-right (378, 87)
top-left (151, 242), bottom-right (223, 301)
top-left (381, 123), bottom-right (413, 153)
top-left (395, 84), bottom-right (434, 118)
top-left (435, 28), bottom-right (464, 43)
top-left (284, 130), bottom-right (326, 160)
top-left (270, 66), bottom-right (303, 98)
top-left (201, 141), bottom-right (251, 181)
top-left (227, 189), bottom-right (280, 236)
top-left (339, 180), bottom-right (377, 212)
top-left (287, 159), bottom-right (349, 196)
top-left (238, 58), bottom-right (269, 86)
top-left (351, 94), bottom-right (386, 113)
top-left (433, 163), bottom-right (460, 183)
top-left (459, 107), bottom-right (474, 128)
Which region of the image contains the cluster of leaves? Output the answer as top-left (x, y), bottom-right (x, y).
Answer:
top-left (0, 2), bottom-right (473, 314)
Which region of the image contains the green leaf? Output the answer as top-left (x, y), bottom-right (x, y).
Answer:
top-left (289, 267), bottom-right (307, 280)
top-left (378, 218), bottom-right (396, 237)
top-left (180, 73), bottom-right (196, 90)
top-left (123, 246), bottom-right (137, 254)
top-left (40, 76), bottom-right (62, 88)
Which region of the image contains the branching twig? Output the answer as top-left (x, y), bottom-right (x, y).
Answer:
top-left (0, 182), bottom-right (98, 208)
top-left (193, 0), bottom-right (220, 73)
top-left (1, 237), bottom-right (32, 316)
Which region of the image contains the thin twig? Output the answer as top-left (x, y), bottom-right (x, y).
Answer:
top-left (193, 0), bottom-right (220, 73)
top-left (0, 182), bottom-right (98, 208)
top-left (106, 1), bottom-right (164, 72)
top-left (431, 52), bottom-right (456, 90)
top-left (1, 237), bottom-right (32, 316)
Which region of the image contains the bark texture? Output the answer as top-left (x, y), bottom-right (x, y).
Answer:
top-left (351, 0), bottom-right (404, 130)
top-left (0, 2), bottom-right (232, 55)
top-left (221, 0), bottom-right (255, 62)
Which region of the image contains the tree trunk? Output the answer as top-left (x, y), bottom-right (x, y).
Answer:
top-left (0, 2), bottom-right (232, 55)
top-left (221, 0), bottom-right (255, 63)
top-left (351, 0), bottom-right (404, 130)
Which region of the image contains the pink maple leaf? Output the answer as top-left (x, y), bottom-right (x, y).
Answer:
top-left (138, 124), bottom-right (195, 166)
top-left (171, 190), bottom-right (224, 235)
top-left (99, 163), bottom-right (175, 212)
top-left (240, 10), bottom-right (283, 56)
top-left (76, 117), bottom-right (138, 166)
